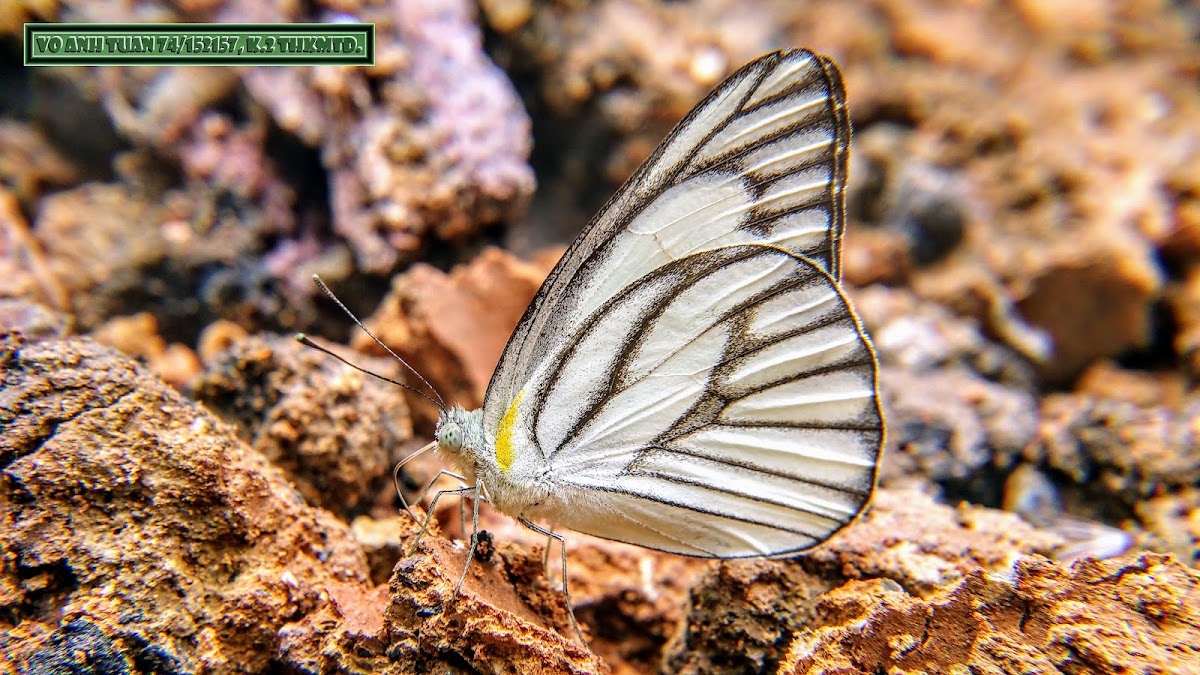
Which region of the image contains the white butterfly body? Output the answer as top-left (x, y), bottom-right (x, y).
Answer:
top-left (433, 49), bottom-right (882, 561)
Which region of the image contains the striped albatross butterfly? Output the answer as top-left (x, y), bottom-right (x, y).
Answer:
top-left (306, 48), bottom-right (883, 644)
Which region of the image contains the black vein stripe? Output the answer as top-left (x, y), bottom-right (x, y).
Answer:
top-left (690, 103), bottom-right (839, 177)
top-left (741, 274), bottom-right (844, 339)
top-left (633, 440), bottom-right (875, 497)
top-left (716, 308), bottom-right (858, 373)
top-left (532, 245), bottom-right (792, 456)
top-left (630, 468), bottom-right (857, 528)
top-left (657, 424), bottom-right (884, 479)
top-left (716, 346), bottom-right (878, 401)
top-left (537, 245), bottom-right (840, 458)
top-left (661, 420), bottom-right (883, 475)
top-left (716, 420), bottom-right (884, 431)
top-left (536, 247), bottom-right (877, 466)
top-left (526, 245), bottom-right (742, 452)
top-left (720, 369), bottom-right (878, 429)
top-left (636, 259), bottom-right (874, 443)
top-left (612, 259), bottom-right (824, 391)
top-left (483, 51), bottom-right (850, 425)
top-left (579, 482), bottom-right (833, 544)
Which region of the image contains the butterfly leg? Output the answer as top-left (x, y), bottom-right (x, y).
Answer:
top-left (453, 482), bottom-right (485, 595)
top-left (520, 517), bottom-right (586, 646)
top-left (458, 495), bottom-right (468, 544)
top-left (412, 484), bottom-right (476, 555)
top-left (400, 468), bottom-right (468, 526)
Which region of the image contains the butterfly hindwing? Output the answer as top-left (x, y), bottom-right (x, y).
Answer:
top-left (532, 245), bottom-right (879, 556)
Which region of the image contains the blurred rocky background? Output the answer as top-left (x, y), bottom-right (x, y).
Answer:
top-left (2, 0), bottom-right (1199, 672)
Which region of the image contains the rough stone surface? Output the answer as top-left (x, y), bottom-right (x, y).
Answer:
top-left (0, 323), bottom-right (612, 673)
top-left (666, 490), bottom-right (1199, 675)
top-left (2, 319), bottom-right (1196, 672)
top-left (191, 332), bottom-right (414, 519)
top-left (0, 330), bottom-right (372, 673)
top-left (1, 0), bottom-right (538, 343)
top-left (1029, 393), bottom-right (1200, 501)
top-left (853, 285), bottom-right (1039, 493)
top-left (777, 554), bottom-right (1199, 675)
top-left (229, 0), bottom-right (536, 274)
top-left (2, 0), bottom-right (1200, 671)
top-left (31, 181), bottom-right (290, 335)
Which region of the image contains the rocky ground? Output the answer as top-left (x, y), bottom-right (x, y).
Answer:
top-left (2, 0), bottom-right (1200, 673)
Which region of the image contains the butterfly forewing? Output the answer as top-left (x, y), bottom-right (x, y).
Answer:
top-left (483, 50), bottom-right (879, 558)
top-left (487, 50), bottom-right (851, 419)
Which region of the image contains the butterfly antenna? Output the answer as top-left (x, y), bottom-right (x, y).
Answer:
top-left (308, 274), bottom-right (447, 411)
top-left (295, 333), bottom-right (446, 412)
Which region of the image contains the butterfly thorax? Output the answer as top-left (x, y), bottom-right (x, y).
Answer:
top-left (434, 405), bottom-right (552, 519)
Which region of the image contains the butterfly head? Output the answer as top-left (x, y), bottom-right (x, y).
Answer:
top-left (437, 418), bottom-right (464, 452)
top-left (434, 406), bottom-right (487, 480)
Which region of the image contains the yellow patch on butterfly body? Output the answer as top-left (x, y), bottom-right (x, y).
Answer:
top-left (495, 389), bottom-right (524, 473)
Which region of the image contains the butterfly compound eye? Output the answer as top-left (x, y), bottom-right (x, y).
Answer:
top-left (439, 421), bottom-right (463, 451)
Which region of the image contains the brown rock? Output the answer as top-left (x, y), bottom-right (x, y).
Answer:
top-left (276, 581), bottom-right (392, 672)
top-left (852, 286), bottom-right (1038, 490)
top-left (5, 316), bottom-right (1192, 673)
top-left (33, 181), bottom-right (287, 334)
top-left (565, 537), bottom-right (705, 675)
top-left (844, 123), bottom-right (969, 274)
top-left (1029, 392), bottom-right (1200, 500)
top-left (665, 488), bottom-right (1063, 673)
top-left (1166, 264), bottom-right (1200, 378)
top-left (191, 332), bottom-right (413, 519)
top-left (196, 318), bottom-right (251, 363)
top-left (879, 367), bottom-right (1037, 486)
top-left (802, 490), bottom-right (1063, 592)
top-left (92, 312), bottom-right (201, 390)
top-left (852, 285), bottom-right (1035, 389)
top-left (1075, 360), bottom-right (1188, 409)
top-left (1012, 233), bottom-right (1161, 382)
top-left (667, 489), bottom-right (1200, 674)
top-left (0, 324), bottom-right (606, 672)
top-left (494, 0), bottom-right (1199, 382)
top-left (347, 509), bottom-right (702, 674)
top-left (0, 330), bottom-right (371, 672)
top-left (840, 226), bottom-right (912, 286)
top-left (234, 0), bottom-right (536, 274)
top-left (352, 515), bottom-right (414, 587)
top-left (1135, 487), bottom-right (1200, 566)
top-left (777, 554), bottom-right (1199, 674)
top-left (383, 536), bottom-right (608, 674)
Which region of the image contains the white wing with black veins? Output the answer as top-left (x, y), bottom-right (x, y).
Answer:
top-left (484, 50), bottom-right (881, 557)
